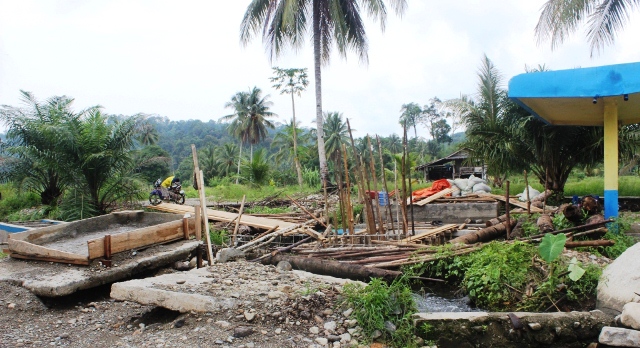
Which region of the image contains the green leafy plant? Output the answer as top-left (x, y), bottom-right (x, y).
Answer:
top-left (539, 233), bottom-right (567, 262)
top-left (342, 275), bottom-right (418, 348)
top-left (552, 214), bottom-right (574, 230)
top-left (0, 251), bottom-right (7, 259)
top-left (209, 229), bottom-right (229, 246)
top-left (568, 257), bottom-right (586, 281)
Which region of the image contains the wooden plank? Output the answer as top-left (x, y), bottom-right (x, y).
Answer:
top-left (9, 253), bottom-right (90, 265)
top-left (414, 187), bottom-right (458, 206)
top-left (8, 239), bottom-right (88, 264)
top-left (480, 193), bottom-right (544, 213)
top-left (149, 203), bottom-right (297, 230)
top-left (87, 218), bottom-right (195, 259)
top-left (398, 224), bottom-right (457, 243)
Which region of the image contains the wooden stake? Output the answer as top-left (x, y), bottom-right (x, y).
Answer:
top-left (505, 180), bottom-right (511, 240)
top-left (232, 194), bottom-right (246, 246)
top-left (341, 144), bottom-right (355, 244)
top-left (524, 170), bottom-right (531, 215)
top-left (198, 169), bottom-right (214, 264)
top-left (182, 216), bottom-right (190, 240)
top-left (367, 135), bottom-right (385, 236)
top-left (194, 204), bottom-right (202, 241)
top-left (347, 119), bottom-right (376, 238)
top-left (400, 123), bottom-right (409, 237)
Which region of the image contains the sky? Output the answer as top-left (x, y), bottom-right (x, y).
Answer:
top-left (0, 0), bottom-right (638, 138)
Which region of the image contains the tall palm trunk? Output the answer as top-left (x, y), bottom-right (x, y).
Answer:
top-left (236, 142), bottom-right (243, 184)
top-left (291, 93), bottom-right (303, 187)
top-left (313, 0), bottom-right (328, 187)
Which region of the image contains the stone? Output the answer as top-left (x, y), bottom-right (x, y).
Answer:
top-left (309, 326), bottom-right (320, 334)
top-left (276, 261), bottom-right (292, 271)
top-left (599, 326), bottom-right (640, 347)
top-left (621, 302), bottom-right (640, 330)
top-left (216, 248), bottom-right (246, 263)
top-left (7, 303), bottom-right (16, 309)
top-left (315, 337), bottom-right (329, 346)
top-left (215, 321), bottom-right (231, 328)
top-left (275, 328), bottom-right (282, 334)
top-left (528, 322), bottom-right (542, 331)
top-left (344, 319), bottom-right (357, 328)
top-left (233, 326), bottom-right (254, 338)
top-left (327, 335), bottom-right (341, 342)
top-left (268, 291), bottom-right (285, 299)
top-left (324, 321), bottom-right (337, 331)
top-left (384, 321), bottom-right (396, 333)
top-left (597, 242), bottom-right (640, 314)
top-left (323, 309), bottom-right (334, 316)
top-left (244, 312), bottom-right (256, 322)
top-left (342, 308), bottom-right (353, 318)
top-left (371, 330), bottom-right (382, 339)
top-left (339, 333), bottom-right (351, 343)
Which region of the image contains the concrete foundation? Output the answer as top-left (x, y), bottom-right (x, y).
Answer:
top-left (0, 240), bottom-right (200, 297)
top-left (414, 310), bottom-right (613, 348)
top-left (389, 202), bottom-right (499, 223)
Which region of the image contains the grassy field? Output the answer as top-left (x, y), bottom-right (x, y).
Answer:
top-left (492, 175), bottom-right (640, 197)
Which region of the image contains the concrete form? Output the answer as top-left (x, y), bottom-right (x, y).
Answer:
top-left (7, 211), bottom-right (195, 265)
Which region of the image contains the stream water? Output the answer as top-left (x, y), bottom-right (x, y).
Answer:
top-left (413, 292), bottom-right (481, 312)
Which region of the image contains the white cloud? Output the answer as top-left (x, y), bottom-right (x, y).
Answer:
top-left (0, 0), bottom-right (638, 138)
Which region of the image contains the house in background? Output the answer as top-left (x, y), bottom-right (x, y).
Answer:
top-left (415, 148), bottom-right (486, 181)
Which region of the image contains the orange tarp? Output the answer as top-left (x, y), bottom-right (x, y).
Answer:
top-left (411, 179), bottom-right (451, 201)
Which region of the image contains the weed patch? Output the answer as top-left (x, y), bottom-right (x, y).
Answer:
top-left (342, 275), bottom-right (418, 348)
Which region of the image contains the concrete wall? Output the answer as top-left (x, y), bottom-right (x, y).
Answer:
top-left (386, 202), bottom-right (498, 223)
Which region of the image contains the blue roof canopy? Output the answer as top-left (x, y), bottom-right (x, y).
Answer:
top-left (508, 62), bottom-right (640, 126)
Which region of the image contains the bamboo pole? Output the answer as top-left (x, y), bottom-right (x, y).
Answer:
top-left (232, 194), bottom-right (246, 246)
top-left (361, 155), bottom-right (376, 243)
top-left (367, 135), bottom-right (385, 236)
top-left (287, 194), bottom-right (327, 227)
top-left (342, 144), bottom-right (355, 244)
top-left (192, 144), bottom-right (214, 264)
top-left (347, 119), bottom-right (376, 237)
top-left (199, 170), bottom-right (214, 264)
top-left (400, 123), bottom-right (409, 237)
top-left (376, 135), bottom-right (396, 236)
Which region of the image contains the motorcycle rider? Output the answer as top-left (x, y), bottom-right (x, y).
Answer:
top-left (160, 176), bottom-right (180, 199)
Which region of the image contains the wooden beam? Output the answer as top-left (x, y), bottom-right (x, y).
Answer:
top-left (87, 218), bottom-right (195, 259)
top-left (414, 187), bottom-right (458, 206)
top-left (480, 193), bottom-right (544, 213)
top-left (398, 224), bottom-right (457, 243)
top-left (8, 239), bottom-right (88, 264)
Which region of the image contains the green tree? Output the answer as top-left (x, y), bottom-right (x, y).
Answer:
top-left (535, 0), bottom-right (639, 55)
top-left (271, 120), bottom-right (312, 172)
top-left (0, 91), bottom-right (80, 205)
top-left (241, 148), bottom-right (271, 186)
top-left (134, 145), bottom-right (172, 183)
top-left (221, 87), bottom-right (277, 184)
top-left (136, 117), bottom-right (159, 146)
top-left (240, 0), bottom-right (407, 186)
top-left (270, 67), bottom-right (309, 187)
top-left (399, 102), bottom-right (422, 138)
top-left (59, 109), bottom-right (142, 215)
top-left (323, 112), bottom-right (350, 162)
top-left (215, 142), bottom-right (239, 178)
top-left (455, 55), bottom-right (640, 193)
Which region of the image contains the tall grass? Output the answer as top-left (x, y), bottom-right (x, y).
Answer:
top-left (492, 175), bottom-right (640, 197)
top-left (183, 183), bottom-right (318, 202)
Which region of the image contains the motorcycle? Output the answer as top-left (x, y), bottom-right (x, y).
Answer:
top-left (149, 178), bottom-right (186, 205)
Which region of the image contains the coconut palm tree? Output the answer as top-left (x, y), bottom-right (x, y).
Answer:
top-left (323, 111), bottom-right (350, 162)
top-left (399, 102), bottom-right (422, 138)
top-left (221, 87), bottom-right (277, 183)
top-left (271, 120), bottom-right (312, 171)
top-left (535, 0), bottom-right (639, 55)
top-left (240, 0), bottom-right (407, 186)
top-left (270, 67), bottom-right (309, 187)
top-left (215, 143), bottom-right (239, 178)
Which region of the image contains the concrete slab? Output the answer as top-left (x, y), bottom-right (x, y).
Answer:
top-left (0, 240), bottom-right (199, 297)
top-left (110, 261), bottom-right (365, 313)
top-left (414, 310), bottom-right (614, 348)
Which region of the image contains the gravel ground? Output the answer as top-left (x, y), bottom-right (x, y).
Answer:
top-left (0, 259), bottom-right (379, 348)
